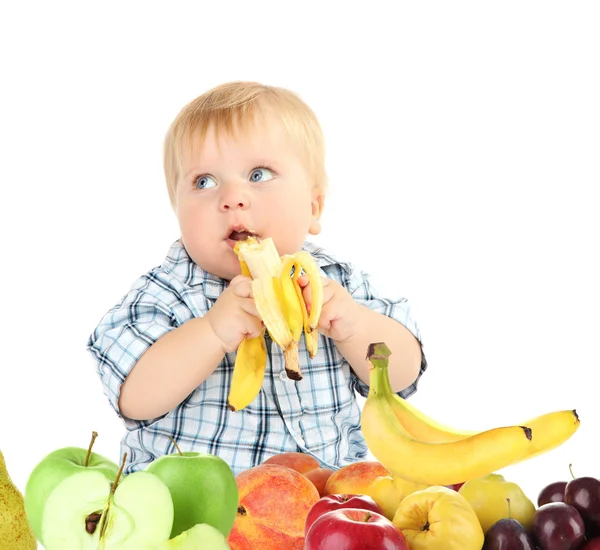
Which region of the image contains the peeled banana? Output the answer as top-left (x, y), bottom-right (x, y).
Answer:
top-left (361, 342), bottom-right (534, 486)
top-left (361, 342), bottom-right (581, 486)
top-left (226, 237), bottom-right (323, 411)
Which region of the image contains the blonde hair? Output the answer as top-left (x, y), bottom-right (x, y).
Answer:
top-left (163, 81), bottom-right (327, 210)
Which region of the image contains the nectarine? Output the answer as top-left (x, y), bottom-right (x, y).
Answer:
top-left (305, 468), bottom-right (335, 497)
top-left (325, 461), bottom-right (389, 496)
top-left (227, 463), bottom-right (320, 550)
top-left (262, 451), bottom-right (319, 474)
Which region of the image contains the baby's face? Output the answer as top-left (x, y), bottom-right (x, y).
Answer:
top-left (175, 113), bottom-right (323, 280)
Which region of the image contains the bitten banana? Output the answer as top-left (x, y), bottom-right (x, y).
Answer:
top-left (385, 389), bottom-right (580, 464)
top-left (228, 236), bottom-right (323, 404)
top-left (360, 342), bottom-right (533, 486)
top-left (226, 250), bottom-right (268, 412)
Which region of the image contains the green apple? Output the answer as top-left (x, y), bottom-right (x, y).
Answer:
top-left (458, 472), bottom-right (536, 533)
top-left (41, 453), bottom-right (174, 549)
top-left (25, 431), bottom-right (120, 545)
top-left (156, 523), bottom-right (230, 549)
top-left (146, 439), bottom-right (238, 538)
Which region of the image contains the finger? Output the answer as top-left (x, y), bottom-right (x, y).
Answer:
top-left (241, 311), bottom-right (264, 338)
top-left (230, 278), bottom-right (253, 299)
top-left (239, 297), bottom-right (261, 320)
top-left (302, 275), bottom-right (329, 315)
top-left (303, 285), bottom-right (312, 316)
top-left (229, 274), bottom-right (252, 285)
top-left (296, 274), bottom-right (309, 288)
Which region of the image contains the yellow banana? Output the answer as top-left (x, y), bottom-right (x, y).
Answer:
top-left (278, 255), bottom-right (305, 343)
top-left (513, 409), bottom-right (580, 461)
top-left (381, 373), bottom-right (580, 463)
top-left (232, 237), bottom-right (323, 383)
top-left (361, 342), bottom-right (533, 486)
top-left (290, 251), bottom-right (322, 358)
top-left (291, 250), bottom-right (324, 332)
top-left (226, 245), bottom-right (268, 411)
top-left (226, 330), bottom-right (267, 411)
top-left (277, 255), bottom-right (306, 379)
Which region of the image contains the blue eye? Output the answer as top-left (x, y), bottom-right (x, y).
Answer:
top-left (249, 167), bottom-right (274, 183)
top-left (194, 175), bottom-right (217, 189)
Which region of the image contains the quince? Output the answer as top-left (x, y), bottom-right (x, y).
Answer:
top-left (458, 473), bottom-right (535, 533)
top-left (393, 485), bottom-right (484, 550)
top-left (364, 475), bottom-right (428, 520)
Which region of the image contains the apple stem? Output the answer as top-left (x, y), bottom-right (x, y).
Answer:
top-left (363, 512), bottom-right (373, 522)
top-left (109, 452), bottom-right (128, 496)
top-left (168, 436), bottom-right (183, 456)
top-left (84, 431), bottom-right (99, 467)
top-left (507, 497), bottom-right (512, 519)
top-left (569, 463), bottom-right (576, 479)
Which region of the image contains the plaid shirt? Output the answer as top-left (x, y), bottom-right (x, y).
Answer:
top-left (87, 239), bottom-right (427, 476)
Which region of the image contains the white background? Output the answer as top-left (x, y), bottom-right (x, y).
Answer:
top-left (1, 0), bottom-right (598, 514)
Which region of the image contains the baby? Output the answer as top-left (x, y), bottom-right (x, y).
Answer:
top-left (87, 81), bottom-right (427, 476)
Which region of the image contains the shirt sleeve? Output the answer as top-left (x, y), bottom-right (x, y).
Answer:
top-left (327, 262), bottom-right (428, 399)
top-left (86, 278), bottom-right (179, 422)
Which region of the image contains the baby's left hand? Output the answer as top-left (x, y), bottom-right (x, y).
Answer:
top-left (298, 275), bottom-right (361, 343)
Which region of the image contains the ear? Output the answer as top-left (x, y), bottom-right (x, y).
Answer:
top-left (308, 190), bottom-right (324, 235)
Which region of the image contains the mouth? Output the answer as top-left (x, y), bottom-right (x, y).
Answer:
top-left (226, 226), bottom-right (259, 245)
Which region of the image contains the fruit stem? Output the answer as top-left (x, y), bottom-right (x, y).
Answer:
top-left (98, 453), bottom-right (127, 543)
top-left (109, 452), bottom-right (128, 496)
top-left (366, 342), bottom-right (392, 365)
top-left (569, 463), bottom-right (576, 479)
top-left (507, 497), bottom-right (512, 519)
top-left (168, 436), bottom-right (183, 456)
top-left (363, 512), bottom-right (373, 522)
top-left (366, 342), bottom-right (394, 398)
top-left (84, 431), bottom-right (98, 467)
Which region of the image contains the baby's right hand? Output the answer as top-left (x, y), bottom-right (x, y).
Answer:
top-left (206, 275), bottom-right (263, 353)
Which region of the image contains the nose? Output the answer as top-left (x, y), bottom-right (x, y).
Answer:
top-left (219, 183), bottom-right (249, 211)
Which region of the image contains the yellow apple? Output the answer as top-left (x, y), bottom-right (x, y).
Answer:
top-left (393, 485), bottom-right (484, 550)
top-left (458, 473), bottom-right (536, 533)
top-left (364, 475), bottom-right (428, 520)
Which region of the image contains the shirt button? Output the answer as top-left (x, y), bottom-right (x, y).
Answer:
top-left (279, 370), bottom-right (288, 381)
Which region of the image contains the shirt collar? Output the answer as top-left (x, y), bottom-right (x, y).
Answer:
top-left (161, 240), bottom-right (226, 301)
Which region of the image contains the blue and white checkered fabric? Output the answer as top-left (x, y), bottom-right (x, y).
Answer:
top-left (87, 239), bottom-right (427, 475)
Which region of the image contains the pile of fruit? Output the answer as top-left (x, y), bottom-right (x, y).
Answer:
top-left (0, 347), bottom-right (594, 550)
top-left (217, 450), bottom-right (600, 550)
top-left (7, 438), bottom-right (600, 549)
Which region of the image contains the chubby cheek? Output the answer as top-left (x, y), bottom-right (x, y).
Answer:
top-left (177, 205), bottom-right (214, 255)
top-left (267, 202), bottom-right (314, 254)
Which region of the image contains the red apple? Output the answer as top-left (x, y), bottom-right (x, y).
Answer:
top-left (305, 508), bottom-right (408, 550)
top-left (582, 538), bottom-right (600, 550)
top-left (305, 493), bottom-right (385, 535)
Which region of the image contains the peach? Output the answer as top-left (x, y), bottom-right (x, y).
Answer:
top-left (304, 467), bottom-right (335, 497)
top-left (324, 460), bottom-right (390, 496)
top-left (227, 463), bottom-right (320, 550)
top-left (262, 451), bottom-right (320, 474)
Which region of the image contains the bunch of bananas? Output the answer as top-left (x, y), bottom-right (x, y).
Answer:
top-left (361, 342), bottom-right (580, 486)
top-left (226, 237), bottom-right (323, 412)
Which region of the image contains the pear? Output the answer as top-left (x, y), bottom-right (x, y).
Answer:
top-left (0, 449), bottom-right (37, 549)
